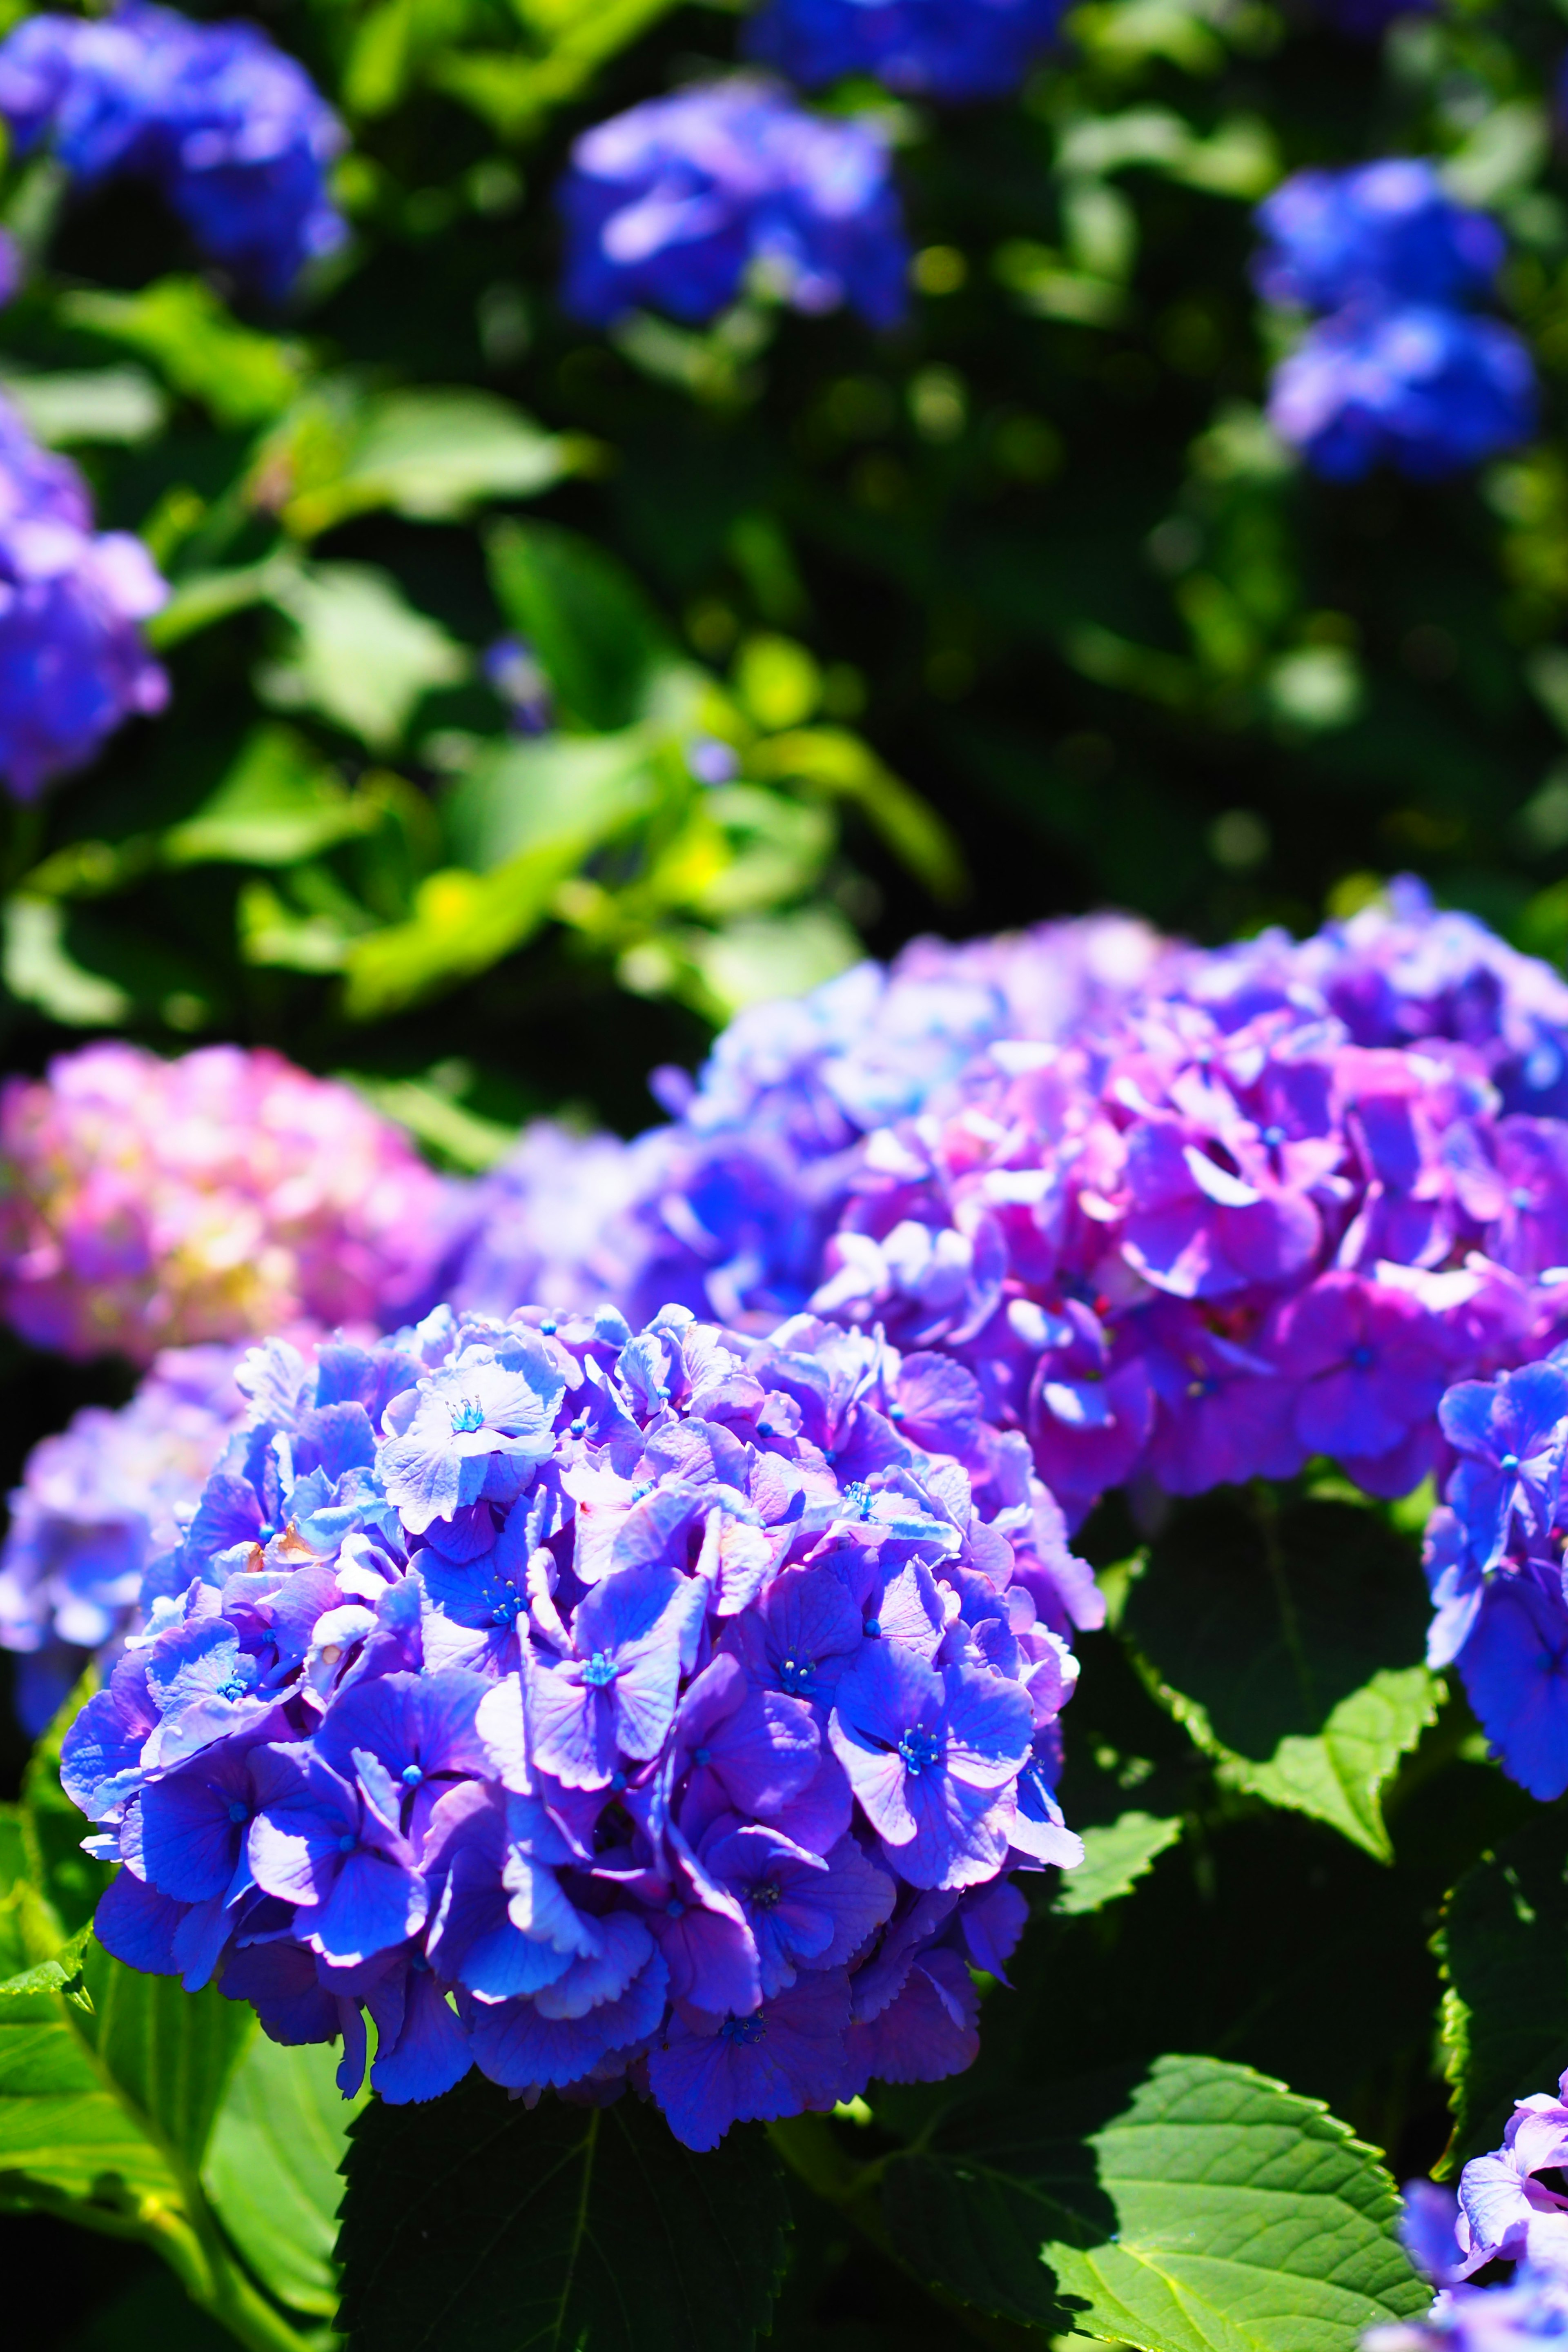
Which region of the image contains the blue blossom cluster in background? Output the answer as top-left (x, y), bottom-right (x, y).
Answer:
top-left (0, 1), bottom-right (345, 301)
top-left (61, 1305), bottom-right (1085, 2140)
top-left (1254, 160), bottom-right (1536, 478)
top-left (0, 1343), bottom-right (243, 1736)
top-left (743, 0), bottom-right (1066, 102)
top-left (558, 78), bottom-right (908, 331)
top-left (0, 392), bottom-right (167, 796)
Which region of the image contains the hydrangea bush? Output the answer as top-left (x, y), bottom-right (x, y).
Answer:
top-left (7, 0), bottom-right (1568, 2348)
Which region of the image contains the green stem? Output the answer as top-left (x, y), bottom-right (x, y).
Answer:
top-left (169, 2156), bottom-right (318, 2352)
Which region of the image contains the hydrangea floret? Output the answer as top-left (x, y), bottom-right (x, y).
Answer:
top-left (0, 1042), bottom-right (452, 1362)
top-left (557, 78), bottom-right (909, 330)
top-left (0, 1), bottom-right (346, 301)
top-left (61, 1302), bottom-right (1086, 2145)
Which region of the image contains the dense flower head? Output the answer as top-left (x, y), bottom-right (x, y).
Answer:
top-left (0, 1042), bottom-right (452, 1363)
top-left (1254, 161), bottom-right (1534, 481)
top-left (0, 2), bottom-right (346, 301)
top-left (1265, 304), bottom-right (1535, 480)
top-left (1255, 163), bottom-right (1506, 314)
top-left (0, 391), bottom-right (168, 797)
top-left (0, 1344), bottom-right (245, 1735)
top-left (558, 78), bottom-right (909, 330)
top-left (61, 1302), bottom-right (1086, 2144)
top-left (444, 916), bottom-right (1173, 1336)
top-left (742, 0), bottom-right (1066, 102)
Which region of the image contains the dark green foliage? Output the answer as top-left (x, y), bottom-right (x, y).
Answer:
top-left (1438, 1804), bottom-right (1568, 2172)
top-left (335, 2078), bottom-right (793, 2352)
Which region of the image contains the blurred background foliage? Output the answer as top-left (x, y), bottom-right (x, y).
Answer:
top-left (5, 0), bottom-right (1568, 1152)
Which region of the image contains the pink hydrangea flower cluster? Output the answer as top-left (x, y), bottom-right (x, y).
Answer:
top-left (0, 1042), bottom-right (450, 1363)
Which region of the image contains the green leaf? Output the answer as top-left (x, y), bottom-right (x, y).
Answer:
top-left (60, 278), bottom-right (306, 428)
top-left (1124, 1493), bottom-right (1437, 1859)
top-left (283, 389), bottom-right (576, 535)
top-left (336, 2075), bottom-right (791, 2352)
top-left (338, 1072), bottom-right (518, 1172)
top-left (163, 726), bottom-right (384, 868)
top-left (1058, 1813), bottom-right (1185, 1915)
top-left (441, 731), bottom-right (655, 873)
top-left (1436, 1805), bottom-right (1568, 2172)
top-left (880, 2054), bottom-right (1428, 2349)
top-left (339, 836), bottom-right (601, 1019)
top-left (428, 0), bottom-right (680, 138)
top-left (670, 907), bottom-right (865, 1020)
top-left (205, 2034), bottom-right (367, 2319)
top-left (746, 726), bottom-right (967, 904)
top-left (488, 519), bottom-right (668, 730)
top-left (2, 896), bottom-right (134, 1026)
top-left (0, 1973), bottom-right (185, 2221)
top-left (0, 365), bottom-right (167, 445)
top-left (71, 1944), bottom-right (254, 2174)
top-left (257, 563), bottom-right (469, 751)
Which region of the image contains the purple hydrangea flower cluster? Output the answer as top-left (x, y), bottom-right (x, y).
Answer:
top-left (61, 1303), bottom-right (1086, 2143)
top-left (1421, 1355), bottom-right (1568, 1797)
top-left (1393, 2068), bottom-right (1568, 2299)
top-left (0, 392), bottom-right (168, 797)
top-left (742, 0), bottom-right (1066, 102)
top-left (0, 2), bottom-right (346, 303)
top-left (1254, 160), bottom-right (1536, 479)
top-left (444, 916), bottom-right (1172, 1333)
top-left (0, 1344), bottom-right (245, 1736)
top-left (558, 77), bottom-right (909, 331)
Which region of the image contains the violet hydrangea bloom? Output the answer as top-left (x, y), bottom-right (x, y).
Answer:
top-left (0, 1041), bottom-right (453, 1362)
top-left (743, 0), bottom-right (1065, 102)
top-left (1266, 305), bottom-right (1535, 481)
top-left (0, 2), bottom-right (346, 301)
top-left (60, 1301), bottom-right (1085, 2146)
top-left (0, 391), bottom-right (168, 797)
top-left (1391, 2069), bottom-right (1568, 2292)
top-left (0, 1343), bottom-right (244, 1735)
top-left (559, 78), bottom-right (909, 330)
top-left (1366, 2262), bottom-right (1568, 2352)
top-left (1254, 161), bottom-right (1535, 480)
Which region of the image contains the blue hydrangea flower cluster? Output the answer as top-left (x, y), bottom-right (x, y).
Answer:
top-left (742, 0), bottom-right (1066, 102)
top-left (0, 1344), bottom-right (244, 1737)
top-left (1367, 2267), bottom-right (1568, 2352)
top-left (1254, 160), bottom-right (1536, 478)
top-left (1421, 1355), bottom-right (1568, 1799)
top-left (0, 392), bottom-right (168, 797)
top-left (557, 78), bottom-right (909, 330)
top-left (0, 2), bottom-right (346, 302)
top-left (62, 1304), bottom-right (1086, 2141)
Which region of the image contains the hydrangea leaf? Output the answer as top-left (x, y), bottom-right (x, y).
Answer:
top-left (204, 2034), bottom-right (368, 2319)
top-left (279, 388), bottom-right (579, 538)
top-left (256, 562), bottom-right (469, 752)
top-left (487, 518), bottom-right (670, 731)
top-left (1056, 1811), bottom-right (1185, 1915)
top-left (336, 2074), bottom-right (792, 2352)
top-left (1123, 1494), bottom-right (1434, 1859)
top-left (60, 278), bottom-right (307, 428)
top-left (1213, 1666), bottom-right (1438, 1861)
top-left (163, 725), bottom-right (384, 869)
top-left (0, 1973), bottom-right (186, 2216)
top-left (879, 2053), bottom-right (1428, 2348)
top-left (1435, 1807), bottom-right (1568, 2173)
